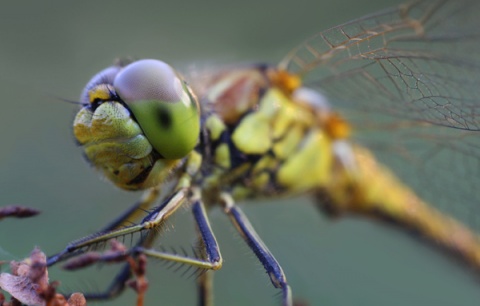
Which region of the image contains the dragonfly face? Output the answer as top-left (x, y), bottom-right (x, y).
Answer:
top-left (74, 59), bottom-right (200, 190)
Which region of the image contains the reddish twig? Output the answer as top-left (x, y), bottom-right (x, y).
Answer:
top-left (0, 206), bottom-right (40, 220)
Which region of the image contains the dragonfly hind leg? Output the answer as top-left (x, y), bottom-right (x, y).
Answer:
top-left (220, 193), bottom-right (293, 306)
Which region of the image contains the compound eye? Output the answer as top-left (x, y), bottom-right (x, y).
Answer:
top-left (80, 66), bottom-right (121, 104)
top-left (113, 59), bottom-right (200, 159)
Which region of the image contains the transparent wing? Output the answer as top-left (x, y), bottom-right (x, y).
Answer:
top-left (280, 0), bottom-right (480, 230)
top-left (280, 0), bottom-right (480, 130)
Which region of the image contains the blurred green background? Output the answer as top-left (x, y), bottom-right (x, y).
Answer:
top-left (1, 0), bottom-right (480, 305)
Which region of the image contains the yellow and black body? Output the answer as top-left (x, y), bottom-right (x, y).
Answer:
top-left (51, 1), bottom-right (480, 305)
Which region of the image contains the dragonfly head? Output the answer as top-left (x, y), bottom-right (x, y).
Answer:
top-left (74, 59), bottom-right (200, 190)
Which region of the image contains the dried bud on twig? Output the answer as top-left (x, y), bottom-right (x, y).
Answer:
top-left (0, 247), bottom-right (48, 305)
top-left (0, 247), bottom-right (86, 306)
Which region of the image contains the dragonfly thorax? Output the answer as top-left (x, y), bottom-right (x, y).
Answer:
top-left (195, 65), bottom-right (352, 201)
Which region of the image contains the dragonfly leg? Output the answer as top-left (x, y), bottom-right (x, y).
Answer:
top-left (82, 193), bottom-right (222, 302)
top-left (191, 188), bottom-right (221, 306)
top-left (197, 270), bottom-right (214, 306)
top-left (101, 186), bottom-right (161, 231)
top-left (47, 187), bottom-right (188, 267)
top-left (48, 152), bottom-right (203, 267)
top-left (84, 231), bottom-right (160, 300)
top-left (83, 218), bottom-right (161, 300)
top-left (47, 187), bottom-right (161, 266)
top-left (85, 263), bottom-right (131, 300)
top-left (220, 193), bottom-right (292, 306)
top-left (135, 193), bottom-right (223, 271)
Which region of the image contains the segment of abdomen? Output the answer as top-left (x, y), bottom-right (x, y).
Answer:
top-left (322, 144), bottom-right (480, 267)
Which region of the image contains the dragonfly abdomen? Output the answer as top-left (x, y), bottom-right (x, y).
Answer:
top-left (321, 144), bottom-right (480, 268)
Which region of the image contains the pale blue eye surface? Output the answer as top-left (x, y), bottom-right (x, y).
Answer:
top-left (114, 59), bottom-right (183, 104)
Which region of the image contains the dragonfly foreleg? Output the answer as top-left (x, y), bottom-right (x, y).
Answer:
top-left (101, 187), bottom-right (161, 232)
top-left (82, 217), bottom-right (162, 301)
top-left (135, 193), bottom-right (223, 271)
top-left (132, 193), bottom-right (222, 306)
top-left (63, 192), bottom-right (222, 303)
top-left (56, 187), bottom-right (194, 301)
top-left (47, 187), bottom-right (187, 267)
top-left (220, 193), bottom-right (292, 306)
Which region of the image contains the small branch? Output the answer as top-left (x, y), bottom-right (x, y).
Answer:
top-left (0, 206), bottom-right (40, 220)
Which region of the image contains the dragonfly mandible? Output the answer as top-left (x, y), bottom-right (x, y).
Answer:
top-left (44, 0), bottom-right (480, 305)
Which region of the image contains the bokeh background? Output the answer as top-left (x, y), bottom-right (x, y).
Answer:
top-left (1, 0), bottom-right (480, 305)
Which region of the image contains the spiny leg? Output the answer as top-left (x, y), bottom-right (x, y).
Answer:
top-left (191, 188), bottom-right (222, 270)
top-left (47, 187), bottom-right (187, 267)
top-left (60, 190), bottom-right (188, 301)
top-left (220, 193), bottom-right (292, 306)
top-left (48, 151), bottom-right (203, 267)
top-left (52, 188), bottom-right (170, 301)
top-left (47, 187), bottom-right (161, 267)
top-left (101, 187), bottom-right (161, 231)
top-left (91, 199), bottom-right (222, 302)
top-left (48, 152), bottom-right (206, 301)
top-left (195, 230), bottom-right (214, 306)
top-left (190, 188), bottom-right (221, 306)
top-left (84, 229), bottom-right (159, 300)
top-left (136, 190), bottom-right (223, 271)
top-left (64, 189), bottom-right (181, 301)
top-left (64, 189), bottom-right (223, 302)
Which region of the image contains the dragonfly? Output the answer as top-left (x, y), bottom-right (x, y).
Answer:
top-left (44, 0), bottom-right (480, 305)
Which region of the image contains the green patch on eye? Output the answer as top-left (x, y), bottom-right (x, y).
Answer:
top-left (128, 97), bottom-right (200, 159)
